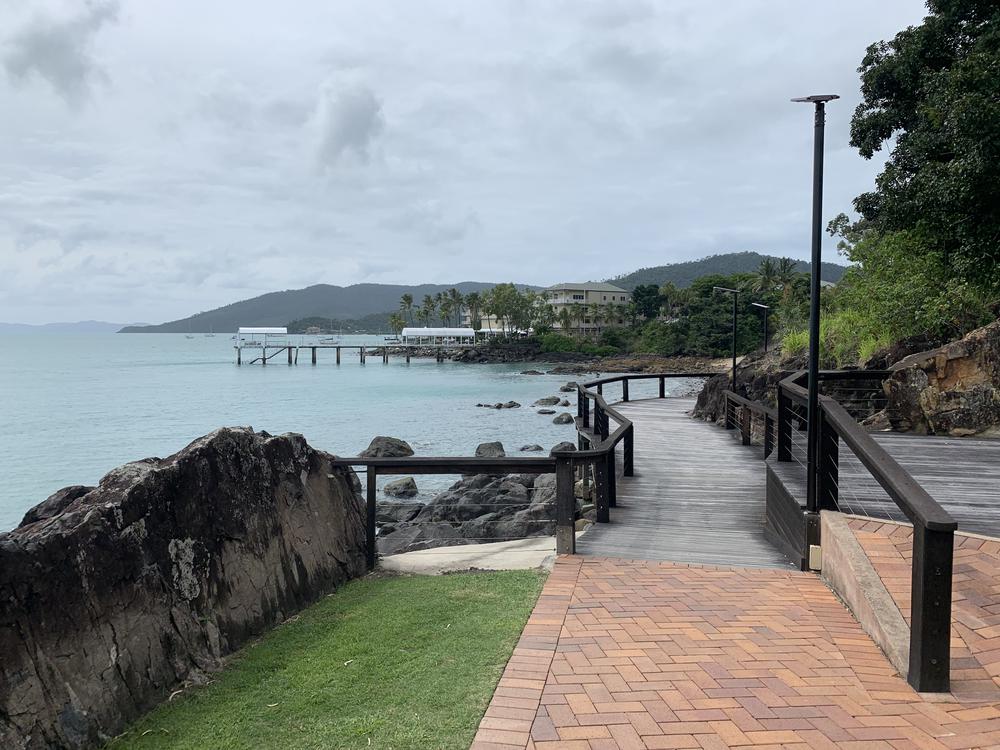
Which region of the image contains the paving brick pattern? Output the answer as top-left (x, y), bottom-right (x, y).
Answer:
top-left (848, 517), bottom-right (1000, 701)
top-left (472, 556), bottom-right (1000, 750)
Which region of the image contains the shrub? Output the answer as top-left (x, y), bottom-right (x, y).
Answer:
top-left (781, 329), bottom-right (809, 357)
top-left (538, 332), bottom-right (578, 353)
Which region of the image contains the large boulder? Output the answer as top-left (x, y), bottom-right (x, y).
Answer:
top-left (360, 436), bottom-right (414, 458)
top-left (0, 428), bottom-right (366, 750)
top-left (375, 500), bottom-right (424, 524)
top-left (383, 476), bottom-right (418, 498)
top-left (475, 441), bottom-right (506, 458)
top-left (552, 413), bottom-right (574, 424)
top-left (880, 319), bottom-right (1000, 436)
top-left (532, 396), bottom-right (560, 406)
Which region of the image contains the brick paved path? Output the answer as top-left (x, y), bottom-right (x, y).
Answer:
top-left (472, 557), bottom-right (1000, 750)
top-left (849, 518), bottom-right (1000, 702)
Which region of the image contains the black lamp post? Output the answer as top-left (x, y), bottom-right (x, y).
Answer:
top-left (751, 302), bottom-right (770, 353)
top-left (792, 93), bottom-right (838, 513)
top-left (713, 286), bottom-right (739, 390)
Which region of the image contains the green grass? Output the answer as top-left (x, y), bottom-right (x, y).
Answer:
top-left (107, 570), bottom-right (546, 750)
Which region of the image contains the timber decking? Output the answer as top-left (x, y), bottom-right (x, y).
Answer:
top-left (837, 432), bottom-right (1000, 537)
top-left (575, 397), bottom-right (796, 569)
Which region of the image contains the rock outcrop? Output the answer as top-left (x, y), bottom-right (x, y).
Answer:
top-left (878, 319), bottom-right (1000, 436)
top-left (360, 436), bottom-right (414, 458)
top-left (0, 428), bottom-right (366, 750)
top-left (383, 476), bottom-right (418, 498)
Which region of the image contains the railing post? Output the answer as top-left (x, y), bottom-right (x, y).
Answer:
top-left (777, 387), bottom-right (792, 461)
top-left (607, 450), bottom-right (616, 508)
top-left (658, 376), bottom-right (665, 398)
top-left (594, 402), bottom-right (603, 437)
top-left (583, 395), bottom-right (590, 428)
top-left (601, 409), bottom-right (609, 440)
top-left (764, 414), bottom-right (775, 459)
top-left (577, 390), bottom-right (583, 419)
top-left (594, 458), bottom-right (609, 522)
top-left (366, 467), bottom-right (377, 570)
top-left (623, 424), bottom-right (634, 477)
top-left (908, 524), bottom-right (954, 693)
top-left (740, 405), bottom-right (751, 446)
top-left (818, 411), bottom-right (839, 511)
top-left (555, 456), bottom-right (576, 555)
top-left (622, 379), bottom-right (629, 402)
top-left (724, 394), bottom-right (735, 430)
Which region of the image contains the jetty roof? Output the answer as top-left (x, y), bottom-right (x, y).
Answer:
top-left (237, 327), bottom-right (287, 334)
top-left (401, 327), bottom-right (476, 337)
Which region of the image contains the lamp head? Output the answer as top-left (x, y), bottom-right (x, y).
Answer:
top-left (791, 94), bottom-right (840, 103)
top-left (751, 302), bottom-right (771, 309)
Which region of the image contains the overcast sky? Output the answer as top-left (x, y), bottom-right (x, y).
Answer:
top-left (1, 1), bottom-right (926, 324)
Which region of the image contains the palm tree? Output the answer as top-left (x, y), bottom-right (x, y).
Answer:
top-left (588, 304), bottom-right (604, 337)
top-left (421, 294), bottom-right (436, 326)
top-left (400, 294), bottom-right (414, 325)
top-left (448, 288), bottom-right (464, 326)
top-left (753, 258), bottom-right (778, 293)
top-left (439, 297), bottom-right (454, 327)
top-left (569, 303), bottom-right (585, 335)
top-left (775, 257), bottom-right (798, 305)
top-left (465, 292), bottom-right (482, 331)
top-left (388, 313), bottom-right (405, 335)
top-left (557, 307), bottom-right (572, 332)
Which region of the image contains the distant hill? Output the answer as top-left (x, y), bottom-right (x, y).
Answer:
top-left (120, 282), bottom-right (520, 333)
top-left (607, 252), bottom-right (847, 291)
top-left (0, 320), bottom-right (141, 334)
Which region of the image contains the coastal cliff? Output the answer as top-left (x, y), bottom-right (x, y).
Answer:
top-left (0, 428), bottom-right (366, 750)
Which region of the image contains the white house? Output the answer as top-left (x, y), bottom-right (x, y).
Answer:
top-left (543, 282), bottom-right (630, 333)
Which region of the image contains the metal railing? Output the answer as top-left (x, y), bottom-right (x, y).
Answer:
top-left (771, 370), bottom-right (957, 693)
top-left (723, 391), bottom-right (778, 458)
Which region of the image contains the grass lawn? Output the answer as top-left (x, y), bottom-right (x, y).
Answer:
top-left (107, 570), bottom-right (546, 750)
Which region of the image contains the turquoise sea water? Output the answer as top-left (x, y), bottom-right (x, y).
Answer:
top-left (0, 333), bottom-right (700, 531)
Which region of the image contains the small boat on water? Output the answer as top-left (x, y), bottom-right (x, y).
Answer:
top-left (320, 336), bottom-right (341, 345)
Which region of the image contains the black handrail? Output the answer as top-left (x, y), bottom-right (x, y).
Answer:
top-left (774, 369), bottom-right (956, 692)
top-left (722, 390), bottom-right (778, 458)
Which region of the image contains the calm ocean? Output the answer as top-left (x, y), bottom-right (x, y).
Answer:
top-left (0, 333), bottom-right (701, 531)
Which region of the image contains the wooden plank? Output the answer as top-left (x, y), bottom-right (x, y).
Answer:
top-left (575, 398), bottom-right (796, 569)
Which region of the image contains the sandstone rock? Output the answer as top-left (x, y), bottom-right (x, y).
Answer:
top-left (360, 436), bottom-right (414, 458)
top-left (0, 428), bottom-right (365, 750)
top-left (881, 320), bottom-right (1000, 436)
top-left (538, 409), bottom-right (556, 415)
top-left (552, 413), bottom-right (574, 425)
top-left (475, 441), bottom-right (506, 458)
top-left (383, 476), bottom-right (418, 499)
top-left (532, 396), bottom-right (560, 406)
top-left (519, 444), bottom-right (543, 452)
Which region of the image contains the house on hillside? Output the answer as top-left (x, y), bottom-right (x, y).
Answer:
top-left (544, 282), bottom-right (629, 335)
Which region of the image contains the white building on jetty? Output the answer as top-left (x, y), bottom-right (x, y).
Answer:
top-left (401, 327), bottom-right (477, 346)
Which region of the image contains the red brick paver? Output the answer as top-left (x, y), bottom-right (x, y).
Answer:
top-left (472, 556), bottom-right (1000, 750)
top-left (849, 517), bottom-right (1000, 701)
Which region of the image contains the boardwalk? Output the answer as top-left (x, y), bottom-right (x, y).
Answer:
top-left (576, 398), bottom-right (794, 569)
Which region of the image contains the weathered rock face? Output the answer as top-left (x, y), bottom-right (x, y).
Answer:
top-left (0, 428), bottom-right (366, 750)
top-left (880, 319), bottom-right (1000, 436)
top-left (383, 476), bottom-right (418, 498)
top-left (377, 472), bottom-right (559, 554)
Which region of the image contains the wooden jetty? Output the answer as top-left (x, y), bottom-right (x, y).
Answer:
top-left (235, 342), bottom-right (461, 366)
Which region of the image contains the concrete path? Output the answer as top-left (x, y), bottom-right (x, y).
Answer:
top-left (472, 556), bottom-right (1000, 750)
top-left (379, 536), bottom-right (561, 575)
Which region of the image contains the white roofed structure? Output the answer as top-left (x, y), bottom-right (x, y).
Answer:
top-left (237, 327), bottom-right (287, 335)
top-left (401, 327), bottom-right (476, 345)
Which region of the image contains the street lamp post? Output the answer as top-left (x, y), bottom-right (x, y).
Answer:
top-left (751, 302), bottom-right (770, 353)
top-left (713, 286), bottom-right (739, 390)
top-left (792, 93), bottom-right (839, 513)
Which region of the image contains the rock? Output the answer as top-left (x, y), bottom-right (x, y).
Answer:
top-left (360, 435), bottom-right (414, 458)
top-left (376, 500), bottom-right (424, 524)
top-left (376, 522), bottom-right (465, 555)
top-left (559, 382), bottom-right (578, 392)
top-left (519, 444), bottom-right (544, 452)
top-left (475, 441), bottom-right (506, 458)
top-left (538, 409), bottom-right (556, 415)
top-left (552, 413), bottom-right (574, 424)
top-left (878, 319), bottom-right (1000, 436)
top-left (559, 399), bottom-right (571, 407)
top-left (520, 370), bottom-right (544, 375)
top-left (383, 476), bottom-right (418, 498)
top-left (550, 441), bottom-right (577, 454)
top-left (19, 485), bottom-right (94, 526)
top-left (0, 428), bottom-right (366, 749)
top-left (532, 396), bottom-right (561, 406)
top-left (502, 401), bottom-right (521, 409)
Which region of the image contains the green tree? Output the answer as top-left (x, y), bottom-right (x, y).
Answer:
top-left (400, 294), bottom-right (414, 325)
top-left (464, 292), bottom-right (482, 331)
top-left (421, 295), bottom-right (436, 326)
top-left (388, 313), bottom-right (405, 335)
top-left (753, 258), bottom-right (778, 293)
top-left (849, 0), bottom-right (1000, 293)
top-left (631, 284), bottom-right (663, 320)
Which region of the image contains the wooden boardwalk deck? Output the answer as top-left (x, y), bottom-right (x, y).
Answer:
top-left (575, 397), bottom-right (796, 568)
top-left (837, 433), bottom-right (1000, 537)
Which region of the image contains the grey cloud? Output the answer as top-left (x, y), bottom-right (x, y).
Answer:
top-left (314, 82), bottom-right (385, 169)
top-left (2, 1), bottom-right (119, 106)
top-left (382, 200), bottom-right (481, 245)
